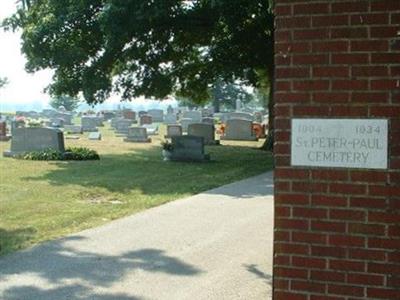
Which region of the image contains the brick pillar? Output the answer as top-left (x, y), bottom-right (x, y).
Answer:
top-left (273, 1), bottom-right (400, 299)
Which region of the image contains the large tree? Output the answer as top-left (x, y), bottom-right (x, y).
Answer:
top-left (50, 95), bottom-right (80, 111)
top-left (4, 0), bottom-right (275, 147)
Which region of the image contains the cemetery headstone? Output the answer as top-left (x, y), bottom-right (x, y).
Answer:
top-left (123, 110), bottom-right (136, 121)
top-left (81, 117), bottom-right (98, 132)
top-left (188, 123), bottom-right (219, 145)
top-left (64, 125), bottom-right (83, 134)
top-left (3, 127), bottom-right (65, 157)
top-left (170, 136), bottom-right (210, 162)
top-left (88, 132), bottom-right (102, 141)
top-left (0, 121), bottom-right (10, 141)
top-left (148, 109), bottom-right (164, 122)
top-left (202, 117), bottom-right (214, 125)
top-left (183, 111), bottom-right (202, 122)
top-left (227, 112), bottom-right (254, 122)
top-left (221, 119), bottom-right (258, 141)
top-left (164, 113), bottom-right (177, 125)
top-left (167, 105), bottom-right (174, 114)
top-left (124, 127), bottom-right (151, 143)
top-left (165, 124), bottom-right (183, 139)
top-left (142, 124), bottom-right (159, 135)
top-left (140, 115), bottom-right (153, 125)
top-left (180, 118), bottom-right (197, 132)
top-left (114, 119), bottom-right (133, 135)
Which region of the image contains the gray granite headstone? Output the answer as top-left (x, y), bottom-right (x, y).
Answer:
top-left (182, 111), bottom-right (202, 122)
top-left (221, 119), bottom-right (258, 141)
top-left (180, 118), bottom-right (197, 132)
top-left (64, 125), bottom-right (83, 134)
top-left (124, 127), bottom-right (151, 143)
top-left (165, 124), bottom-right (182, 138)
top-left (148, 109), bottom-right (164, 122)
top-left (170, 136), bottom-right (210, 162)
top-left (114, 119), bottom-right (133, 135)
top-left (164, 113), bottom-right (177, 124)
top-left (4, 127), bottom-right (65, 157)
top-left (81, 117), bottom-right (98, 132)
top-left (188, 123), bottom-right (219, 145)
top-left (88, 132), bottom-right (102, 140)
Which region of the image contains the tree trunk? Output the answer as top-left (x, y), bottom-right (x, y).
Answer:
top-left (260, 65), bottom-right (274, 152)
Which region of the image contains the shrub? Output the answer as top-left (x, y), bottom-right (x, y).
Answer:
top-left (161, 141), bottom-right (173, 151)
top-left (19, 147), bottom-right (100, 161)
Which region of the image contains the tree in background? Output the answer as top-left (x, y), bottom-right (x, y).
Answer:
top-left (4, 0), bottom-right (274, 149)
top-left (0, 77), bottom-right (8, 89)
top-left (211, 80), bottom-right (253, 112)
top-left (50, 95), bottom-right (80, 112)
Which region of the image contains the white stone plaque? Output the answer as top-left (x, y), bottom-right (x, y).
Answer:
top-left (291, 119), bottom-right (388, 169)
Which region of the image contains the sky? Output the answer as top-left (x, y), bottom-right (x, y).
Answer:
top-left (0, 1), bottom-right (177, 112)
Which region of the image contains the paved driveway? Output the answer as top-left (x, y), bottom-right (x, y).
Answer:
top-left (0, 172), bottom-right (274, 300)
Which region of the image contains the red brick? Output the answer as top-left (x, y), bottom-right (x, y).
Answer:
top-left (274, 278), bottom-right (289, 290)
top-left (371, 0), bottom-right (400, 11)
top-left (367, 288), bottom-right (400, 299)
top-left (275, 207), bottom-right (291, 218)
top-left (310, 296), bottom-right (343, 300)
top-left (275, 30), bottom-right (292, 43)
top-left (369, 185), bottom-right (400, 197)
top-left (292, 182), bottom-right (329, 193)
top-left (312, 41), bottom-right (348, 53)
top-left (348, 273), bottom-right (384, 286)
top-left (294, 29), bottom-right (329, 40)
top-left (275, 255), bottom-right (291, 265)
top-left (351, 13), bottom-right (389, 25)
top-left (293, 80), bottom-right (330, 91)
top-left (330, 106), bottom-right (368, 117)
top-left (391, 13), bottom-right (400, 24)
top-left (349, 197), bottom-right (386, 209)
top-left (369, 211), bottom-right (400, 224)
top-left (275, 218), bottom-right (309, 230)
top-left (388, 252), bottom-right (400, 263)
top-left (371, 26), bottom-right (398, 39)
top-left (294, 3), bottom-right (329, 15)
top-left (312, 195), bottom-right (347, 207)
top-left (351, 40), bottom-right (389, 52)
top-left (350, 171), bottom-right (387, 182)
top-left (275, 242), bottom-right (309, 255)
top-left (275, 93), bottom-right (309, 103)
top-left (310, 270), bottom-right (345, 283)
top-left (275, 81), bottom-right (291, 91)
top-left (312, 246), bottom-right (347, 258)
top-left (275, 168), bottom-right (310, 180)
top-left (275, 267), bottom-right (308, 279)
top-left (371, 53), bottom-right (400, 64)
top-left (313, 92), bottom-right (349, 103)
top-left (313, 67), bottom-right (350, 78)
top-left (292, 256), bottom-right (326, 269)
top-left (293, 105), bottom-right (330, 116)
top-left (293, 54), bottom-right (328, 65)
top-left (368, 238), bottom-right (400, 250)
top-left (330, 209), bottom-right (366, 221)
top-left (275, 5), bottom-right (292, 16)
top-left (275, 42), bottom-right (310, 54)
top-left (327, 284), bottom-right (364, 297)
top-left (330, 183), bottom-right (366, 195)
top-left (331, 27), bottom-right (368, 39)
top-left (275, 54), bottom-right (291, 65)
top-left (276, 67), bottom-right (310, 79)
top-left (329, 259), bottom-right (365, 272)
top-left (349, 248), bottom-right (386, 261)
top-left (293, 231), bottom-right (327, 244)
top-left (351, 92), bottom-right (389, 103)
top-left (331, 1), bottom-right (369, 13)
top-left (313, 15), bottom-right (349, 27)
top-left (348, 223), bottom-right (385, 236)
top-left (291, 280), bottom-right (326, 293)
top-left (332, 53), bottom-right (369, 64)
top-left (311, 220), bottom-right (346, 233)
top-left (368, 262), bottom-right (400, 274)
top-left (275, 193), bottom-right (310, 205)
top-left (371, 80), bottom-right (399, 90)
top-left (276, 16), bottom-right (311, 29)
top-left (331, 79), bottom-right (368, 90)
top-left (352, 66), bottom-right (389, 77)
top-left (311, 170), bottom-right (349, 181)
top-left (293, 207), bottom-right (328, 219)
top-left (274, 291), bottom-right (307, 300)
top-left (329, 235), bottom-right (365, 247)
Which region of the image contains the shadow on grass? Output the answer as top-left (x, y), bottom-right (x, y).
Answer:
top-left (0, 228), bottom-right (37, 256)
top-left (21, 145), bottom-right (273, 196)
top-left (0, 235), bottom-right (202, 300)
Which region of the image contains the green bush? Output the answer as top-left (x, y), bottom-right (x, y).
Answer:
top-left (20, 147), bottom-right (100, 161)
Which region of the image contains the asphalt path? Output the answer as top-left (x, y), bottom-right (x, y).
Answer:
top-left (0, 172), bottom-right (274, 300)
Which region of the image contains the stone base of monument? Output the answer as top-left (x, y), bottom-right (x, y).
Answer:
top-left (123, 137), bottom-right (152, 143)
top-left (66, 136), bottom-right (80, 140)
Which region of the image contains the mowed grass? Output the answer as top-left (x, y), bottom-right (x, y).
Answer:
top-left (0, 123), bottom-right (273, 256)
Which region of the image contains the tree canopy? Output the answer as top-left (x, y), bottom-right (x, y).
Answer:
top-left (50, 95), bottom-right (80, 111)
top-left (3, 0), bottom-right (274, 105)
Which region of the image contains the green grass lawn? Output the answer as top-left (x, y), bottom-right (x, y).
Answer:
top-left (0, 123), bottom-right (273, 256)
